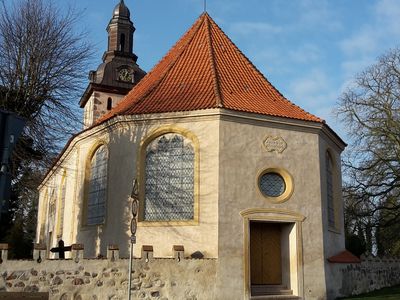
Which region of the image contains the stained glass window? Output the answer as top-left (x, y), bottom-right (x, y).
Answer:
top-left (87, 145), bottom-right (108, 225)
top-left (326, 152), bottom-right (335, 227)
top-left (144, 133), bottom-right (194, 221)
top-left (259, 172), bottom-right (285, 197)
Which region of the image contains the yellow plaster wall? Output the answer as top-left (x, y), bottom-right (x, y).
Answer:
top-left (215, 117), bottom-right (330, 299)
top-left (53, 116), bottom-right (220, 259)
top-left (130, 119), bottom-right (220, 258)
top-left (36, 110), bottom-right (345, 299)
top-left (318, 135), bottom-right (346, 298)
top-left (318, 136), bottom-right (345, 257)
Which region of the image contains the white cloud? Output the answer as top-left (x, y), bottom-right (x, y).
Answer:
top-left (288, 44), bottom-right (322, 64)
top-left (376, 0), bottom-right (400, 30)
top-left (340, 31), bottom-right (378, 57)
top-left (230, 21), bottom-right (282, 36)
top-left (206, 0), bottom-right (242, 15)
top-left (297, 0), bottom-right (342, 31)
top-left (341, 58), bottom-right (374, 81)
top-left (339, 0), bottom-right (400, 57)
top-left (289, 69), bottom-right (329, 100)
top-left (339, 0), bottom-right (400, 83)
top-left (287, 68), bottom-right (340, 125)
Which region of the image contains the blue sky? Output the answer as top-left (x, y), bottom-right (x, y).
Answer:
top-left (62, 0), bottom-right (400, 138)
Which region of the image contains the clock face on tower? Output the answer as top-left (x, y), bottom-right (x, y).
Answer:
top-left (118, 68), bottom-right (133, 82)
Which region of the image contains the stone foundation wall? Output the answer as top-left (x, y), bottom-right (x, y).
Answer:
top-left (0, 258), bottom-right (217, 300)
top-left (3, 242), bottom-right (400, 300)
top-left (328, 253), bottom-right (400, 299)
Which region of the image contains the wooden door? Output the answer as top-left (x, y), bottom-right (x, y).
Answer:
top-left (250, 222), bottom-right (282, 285)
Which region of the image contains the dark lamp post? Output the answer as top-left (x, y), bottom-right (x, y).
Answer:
top-left (0, 110), bottom-right (25, 222)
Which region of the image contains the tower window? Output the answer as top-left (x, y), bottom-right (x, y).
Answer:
top-left (107, 97), bottom-right (112, 110)
top-left (119, 33), bottom-right (125, 51)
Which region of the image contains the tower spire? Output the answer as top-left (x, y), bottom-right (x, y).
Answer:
top-left (106, 0), bottom-right (135, 55)
top-left (79, 0), bottom-right (146, 128)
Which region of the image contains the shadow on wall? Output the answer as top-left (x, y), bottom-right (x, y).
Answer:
top-left (73, 120), bottom-right (153, 258)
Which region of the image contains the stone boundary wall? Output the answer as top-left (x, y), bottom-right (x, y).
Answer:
top-left (0, 245), bottom-right (217, 300)
top-left (328, 253), bottom-right (400, 299)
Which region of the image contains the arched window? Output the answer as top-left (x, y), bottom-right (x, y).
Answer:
top-left (49, 189), bottom-right (56, 231)
top-left (86, 145), bottom-right (108, 225)
top-left (119, 33), bottom-right (125, 52)
top-left (107, 97), bottom-right (112, 110)
top-left (143, 133), bottom-right (195, 221)
top-left (326, 152), bottom-right (335, 228)
top-left (129, 33), bottom-right (133, 53)
top-left (39, 190), bottom-right (48, 242)
top-left (57, 170), bottom-right (67, 238)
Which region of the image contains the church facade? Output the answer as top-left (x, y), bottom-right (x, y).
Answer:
top-left (36, 1), bottom-right (346, 299)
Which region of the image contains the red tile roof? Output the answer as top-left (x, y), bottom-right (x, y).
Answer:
top-left (327, 250), bottom-right (362, 264)
top-left (97, 13), bottom-right (323, 124)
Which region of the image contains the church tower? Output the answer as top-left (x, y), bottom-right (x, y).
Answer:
top-left (79, 0), bottom-right (146, 128)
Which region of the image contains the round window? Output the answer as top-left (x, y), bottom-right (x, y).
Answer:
top-left (259, 172), bottom-right (286, 197)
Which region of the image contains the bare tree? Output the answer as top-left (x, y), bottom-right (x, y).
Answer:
top-left (0, 0), bottom-right (92, 162)
top-left (0, 0), bottom-right (93, 255)
top-left (337, 48), bottom-right (400, 255)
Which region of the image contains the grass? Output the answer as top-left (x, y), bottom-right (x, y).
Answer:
top-left (340, 285), bottom-right (400, 299)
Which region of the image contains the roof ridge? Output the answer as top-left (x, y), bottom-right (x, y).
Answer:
top-left (125, 16), bottom-right (205, 114)
top-left (205, 14), bottom-right (223, 108)
top-left (97, 12), bottom-right (324, 125)
top-left (206, 16), bottom-right (323, 123)
top-left (97, 13), bottom-right (206, 122)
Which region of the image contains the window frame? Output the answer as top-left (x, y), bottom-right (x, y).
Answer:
top-left (326, 150), bottom-right (339, 231)
top-left (56, 169), bottom-right (67, 238)
top-left (82, 142), bottom-right (109, 227)
top-left (48, 188), bottom-right (57, 235)
top-left (257, 167), bottom-right (294, 203)
top-left (107, 97), bottom-right (112, 110)
top-left (39, 189), bottom-right (49, 243)
top-left (137, 126), bottom-right (200, 226)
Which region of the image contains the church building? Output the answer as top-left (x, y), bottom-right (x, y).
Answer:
top-left (36, 1), bottom-right (347, 299)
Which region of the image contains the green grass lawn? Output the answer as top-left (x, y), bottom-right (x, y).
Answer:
top-left (340, 285), bottom-right (400, 299)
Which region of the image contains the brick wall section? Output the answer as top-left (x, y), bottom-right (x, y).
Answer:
top-left (0, 257), bottom-right (217, 300)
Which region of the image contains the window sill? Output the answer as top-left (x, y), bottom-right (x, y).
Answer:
top-left (138, 219), bottom-right (199, 227)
